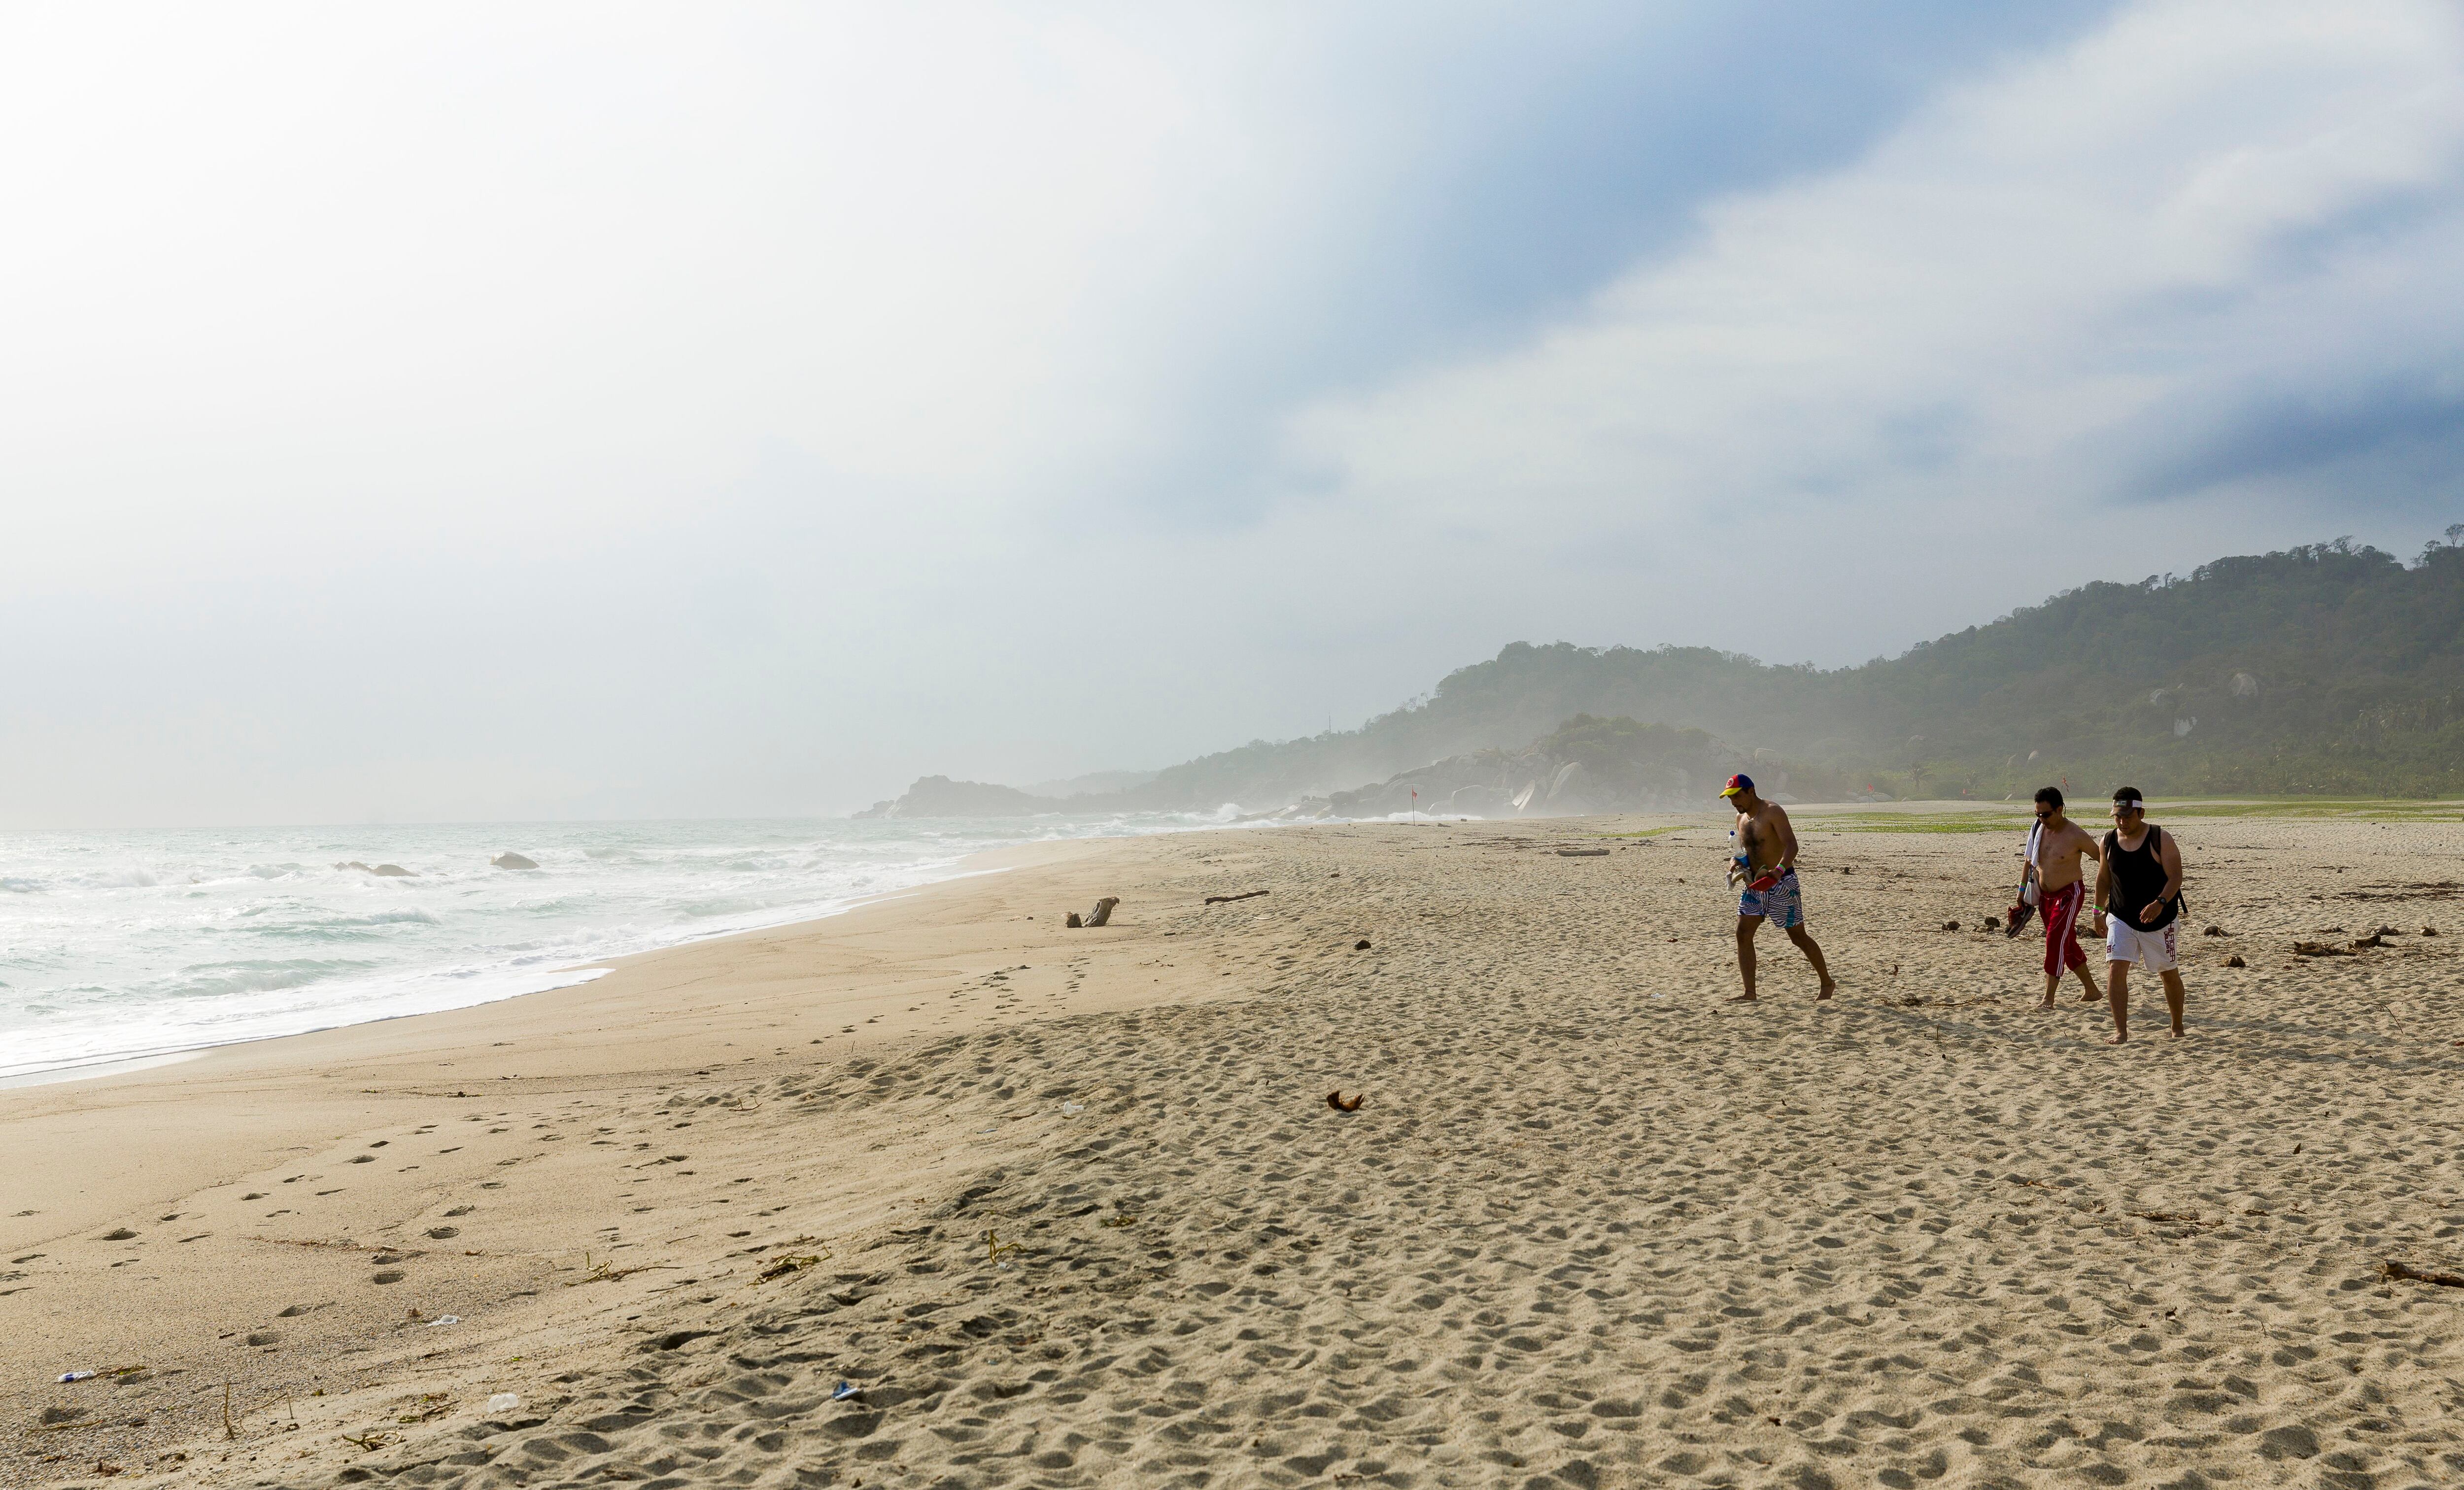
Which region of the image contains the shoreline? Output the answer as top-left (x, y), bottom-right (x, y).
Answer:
top-left (0, 849), bottom-right (1038, 1089)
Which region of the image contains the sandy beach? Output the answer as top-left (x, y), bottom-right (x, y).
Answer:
top-left (6, 810), bottom-right (2463, 1489)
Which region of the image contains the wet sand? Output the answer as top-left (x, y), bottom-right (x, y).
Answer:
top-left (6, 812), bottom-right (2463, 1488)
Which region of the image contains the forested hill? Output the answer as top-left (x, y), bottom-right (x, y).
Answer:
top-left (1107, 535), bottom-right (2464, 807)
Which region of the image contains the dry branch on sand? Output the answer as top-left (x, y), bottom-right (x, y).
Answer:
top-left (2381, 1258), bottom-right (2464, 1288)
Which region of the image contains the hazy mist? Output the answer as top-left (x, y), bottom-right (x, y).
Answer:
top-left (7, 0), bottom-right (2463, 827)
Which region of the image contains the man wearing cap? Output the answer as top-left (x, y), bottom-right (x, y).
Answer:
top-left (1721, 773), bottom-right (1835, 1003)
top-left (2090, 786), bottom-right (2187, 1042)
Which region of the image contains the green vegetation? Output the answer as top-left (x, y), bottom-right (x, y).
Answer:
top-left (1809, 815), bottom-right (2034, 834)
top-left (2155, 798), bottom-right (2464, 820)
top-left (1111, 532), bottom-right (2464, 808)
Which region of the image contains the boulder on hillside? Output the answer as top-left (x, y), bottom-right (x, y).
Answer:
top-left (1449, 784), bottom-right (1515, 815)
top-left (1313, 715), bottom-right (1767, 820)
top-left (1544, 760), bottom-right (1593, 812)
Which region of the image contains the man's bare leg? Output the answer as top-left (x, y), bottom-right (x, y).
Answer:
top-left (1786, 925), bottom-right (1837, 1001)
top-left (2040, 970), bottom-right (2058, 1010)
top-left (2158, 969), bottom-right (2186, 1037)
top-left (2106, 960), bottom-right (2131, 1044)
top-left (2070, 960), bottom-right (2102, 1006)
top-left (1729, 916), bottom-right (1762, 1002)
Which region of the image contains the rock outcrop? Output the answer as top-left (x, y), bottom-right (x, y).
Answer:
top-left (852, 776), bottom-right (1065, 819)
top-left (491, 852), bottom-right (540, 870)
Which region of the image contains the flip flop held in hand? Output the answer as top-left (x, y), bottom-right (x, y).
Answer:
top-left (1719, 774), bottom-right (1835, 1003)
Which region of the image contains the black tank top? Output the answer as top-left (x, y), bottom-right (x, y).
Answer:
top-left (2103, 824), bottom-right (2179, 932)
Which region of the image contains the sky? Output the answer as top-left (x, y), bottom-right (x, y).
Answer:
top-left (5, 0), bottom-right (2463, 827)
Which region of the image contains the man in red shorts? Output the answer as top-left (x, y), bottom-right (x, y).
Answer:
top-left (2022, 786), bottom-right (2103, 1010)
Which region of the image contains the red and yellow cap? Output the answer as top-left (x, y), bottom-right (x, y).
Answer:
top-left (1720, 773), bottom-right (1754, 798)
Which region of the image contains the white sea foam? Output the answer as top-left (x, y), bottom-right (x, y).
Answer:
top-left (0, 812), bottom-right (1204, 1083)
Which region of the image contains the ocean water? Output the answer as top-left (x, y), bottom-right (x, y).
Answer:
top-left (0, 813), bottom-right (1217, 1083)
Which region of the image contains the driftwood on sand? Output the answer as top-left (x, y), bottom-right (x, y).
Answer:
top-left (1065, 896), bottom-right (1120, 929)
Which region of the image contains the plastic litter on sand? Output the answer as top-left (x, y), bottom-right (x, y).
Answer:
top-left (57, 1371), bottom-right (94, 1384)
top-left (485, 1393), bottom-right (520, 1414)
top-left (425, 1315), bottom-right (461, 1327)
top-left (831, 1382), bottom-right (860, 1401)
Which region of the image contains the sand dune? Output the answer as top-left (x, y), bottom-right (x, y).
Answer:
top-left (6, 813), bottom-right (2463, 1488)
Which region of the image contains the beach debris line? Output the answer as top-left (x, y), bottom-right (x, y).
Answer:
top-left (1203, 889), bottom-right (1269, 905)
top-left (1326, 1090), bottom-right (1365, 1113)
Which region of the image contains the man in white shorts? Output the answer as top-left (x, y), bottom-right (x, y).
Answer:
top-left (2090, 786), bottom-right (2187, 1042)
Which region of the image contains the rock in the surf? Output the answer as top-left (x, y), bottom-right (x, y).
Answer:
top-left (491, 852), bottom-right (540, 870)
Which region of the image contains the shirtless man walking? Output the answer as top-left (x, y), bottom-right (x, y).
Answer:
top-left (2091, 786), bottom-right (2188, 1042)
top-left (2022, 787), bottom-right (2103, 1010)
top-left (1720, 773), bottom-right (1836, 1003)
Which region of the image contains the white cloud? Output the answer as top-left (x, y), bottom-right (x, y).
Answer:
top-left (1276, 0), bottom-right (2464, 598)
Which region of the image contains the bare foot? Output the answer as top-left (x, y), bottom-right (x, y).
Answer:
top-left (2080, 990), bottom-right (2101, 1003)
top-left (2106, 1033), bottom-right (2128, 1045)
top-left (2168, 1027), bottom-right (2185, 1039)
top-left (1815, 980), bottom-right (1836, 1002)
top-left (1726, 992), bottom-right (1759, 1003)
top-left (2038, 995), bottom-right (2055, 1009)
